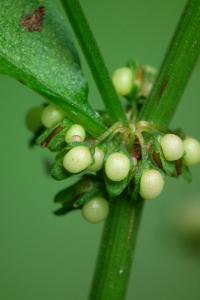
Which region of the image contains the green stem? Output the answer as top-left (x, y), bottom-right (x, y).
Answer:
top-left (40, 91), bottom-right (107, 137)
top-left (89, 0), bottom-right (200, 299)
top-left (60, 0), bottom-right (128, 125)
top-left (90, 198), bottom-right (144, 300)
top-left (140, 0), bottom-right (200, 127)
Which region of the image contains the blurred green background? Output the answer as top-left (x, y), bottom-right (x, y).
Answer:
top-left (0, 0), bottom-right (200, 299)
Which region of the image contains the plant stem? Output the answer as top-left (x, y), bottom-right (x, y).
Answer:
top-left (140, 0), bottom-right (200, 127)
top-left (89, 1), bottom-right (200, 299)
top-left (60, 0), bottom-right (128, 126)
top-left (40, 91), bottom-right (107, 137)
top-left (89, 198), bottom-right (144, 300)
top-left (61, 0), bottom-right (200, 299)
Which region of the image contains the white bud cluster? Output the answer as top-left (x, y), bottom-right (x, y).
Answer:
top-left (39, 105), bottom-right (200, 206)
top-left (160, 134), bottom-right (200, 166)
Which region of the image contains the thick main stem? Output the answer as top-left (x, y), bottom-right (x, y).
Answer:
top-left (61, 0), bottom-right (128, 125)
top-left (61, 0), bottom-right (200, 299)
top-left (90, 198), bottom-right (144, 300)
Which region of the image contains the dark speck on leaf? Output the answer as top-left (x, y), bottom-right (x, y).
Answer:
top-left (21, 6), bottom-right (45, 32)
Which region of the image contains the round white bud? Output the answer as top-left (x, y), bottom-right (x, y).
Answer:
top-left (112, 67), bottom-right (133, 96)
top-left (140, 169), bottom-right (164, 200)
top-left (160, 134), bottom-right (184, 161)
top-left (183, 137), bottom-right (200, 166)
top-left (105, 152), bottom-right (130, 182)
top-left (41, 104), bottom-right (65, 128)
top-left (63, 146), bottom-right (93, 174)
top-left (81, 197), bottom-right (109, 224)
top-left (65, 124), bottom-right (86, 143)
top-left (88, 147), bottom-right (105, 172)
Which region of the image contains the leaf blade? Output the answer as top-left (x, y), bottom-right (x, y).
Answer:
top-left (0, 0), bottom-right (106, 136)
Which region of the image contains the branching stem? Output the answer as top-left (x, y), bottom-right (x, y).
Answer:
top-left (61, 0), bottom-right (200, 299)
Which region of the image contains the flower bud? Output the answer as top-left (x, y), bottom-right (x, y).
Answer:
top-left (81, 197), bottom-right (109, 224)
top-left (160, 133), bottom-right (184, 161)
top-left (41, 104), bottom-right (65, 128)
top-left (112, 67), bottom-right (133, 96)
top-left (183, 137), bottom-right (200, 166)
top-left (65, 124), bottom-right (86, 143)
top-left (63, 146), bottom-right (93, 174)
top-left (105, 152), bottom-right (130, 181)
top-left (26, 106), bottom-right (43, 132)
top-left (140, 169), bottom-right (164, 200)
top-left (88, 147), bottom-right (105, 172)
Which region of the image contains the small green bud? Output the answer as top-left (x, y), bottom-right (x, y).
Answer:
top-left (160, 133), bottom-right (184, 161)
top-left (88, 147), bottom-right (105, 172)
top-left (140, 169), bottom-right (164, 200)
top-left (81, 197), bottom-right (109, 224)
top-left (63, 146), bottom-right (93, 174)
top-left (65, 124), bottom-right (86, 143)
top-left (112, 67), bottom-right (133, 96)
top-left (105, 152), bottom-right (130, 182)
top-left (41, 104), bottom-right (65, 128)
top-left (183, 137), bottom-right (200, 166)
top-left (25, 106), bottom-right (43, 132)
top-left (136, 120), bottom-right (150, 130)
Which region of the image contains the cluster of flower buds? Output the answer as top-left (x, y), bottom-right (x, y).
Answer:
top-left (112, 62), bottom-right (157, 101)
top-left (26, 101), bottom-right (200, 224)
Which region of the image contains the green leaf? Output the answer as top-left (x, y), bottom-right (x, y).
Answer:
top-left (73, 182), bottom-right (102, 208)
top-left (105, 176), bottom-right (130, 197)
top-left (54, 176), bottom-right (96, 203)
top-left (0, 0), bottom-right (106, 136)
top-left (54, 176), bottom-right (99, 216)
top-left (54, 185), bottom-right (80, 205)
top-left (159, 151), bottom-right (177, 177)
top-left (51, 149), bottom-right (69, 180)
top-left (182, 165), bottom-right (192, 183)
top-left (130, 159), bottom-right (149, 200)
top-left (54, 204), bottom-right (77, 216)
top-left (29, 126), bottom-right (45, 147)
top-left (150, 136), bottom-right (177, 177)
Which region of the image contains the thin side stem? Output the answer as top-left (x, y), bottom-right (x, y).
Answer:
top-left (140, 0), bottom-right (200, 127)
top-left (61, 0), bottom-right (128, 126)
top-left (89, 0), bottom-right (200, 299)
